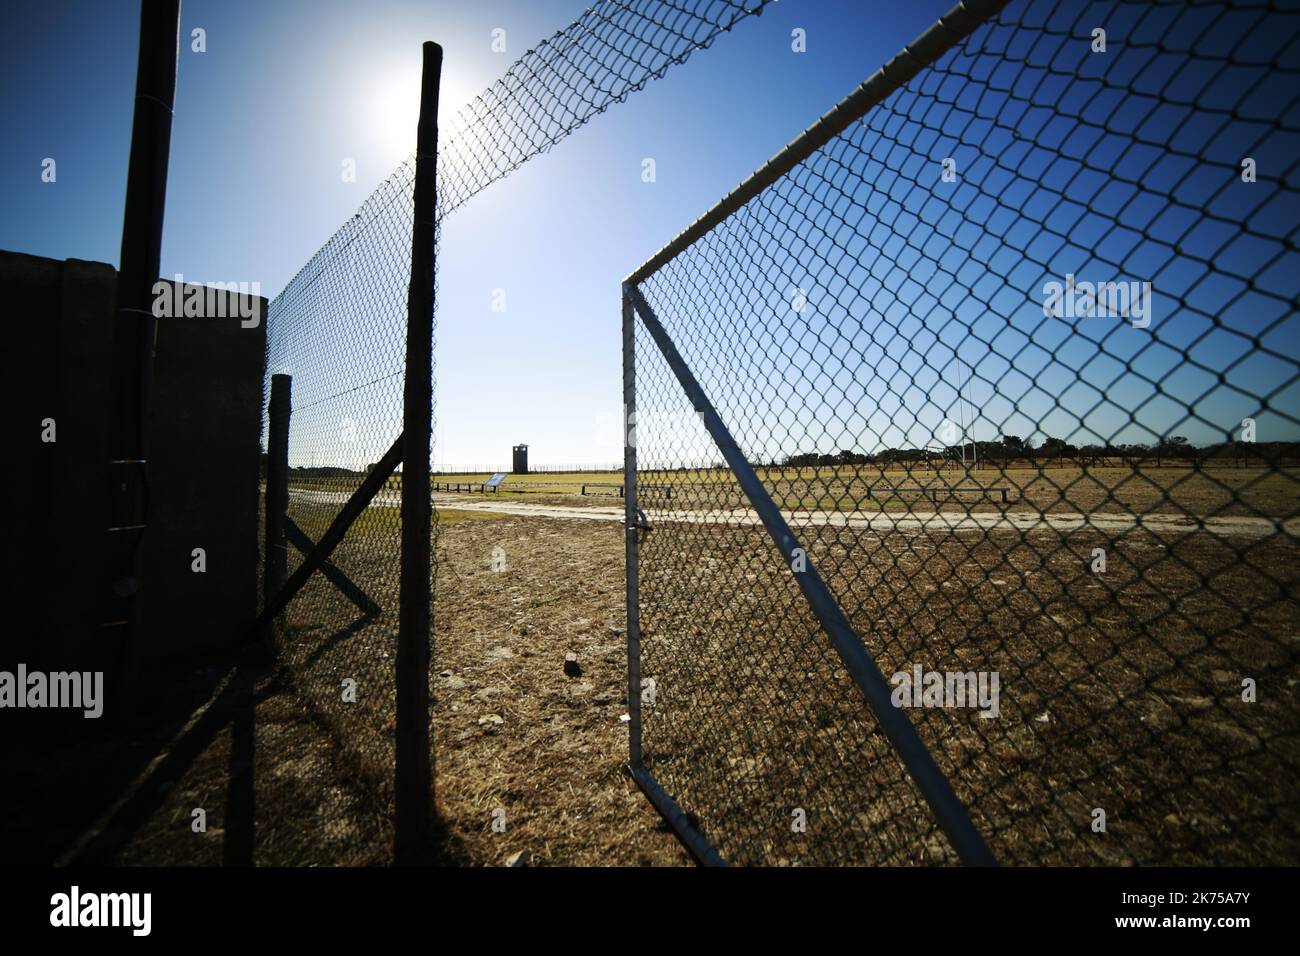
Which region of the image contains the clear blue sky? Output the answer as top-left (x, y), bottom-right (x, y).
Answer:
top-left (3, 0), bottom-right (1296, 468)
top-left (1, 0), bottom-right (964, 468)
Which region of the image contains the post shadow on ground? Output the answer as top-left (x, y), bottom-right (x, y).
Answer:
top-left (60, 647), bottom-right (275, 866)
top-left (222, 662), bottom-right (258, 865)
top-left (33, 616), bottom-right (469, 866)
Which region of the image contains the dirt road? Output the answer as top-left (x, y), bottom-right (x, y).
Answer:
top-left (285, 488), bottom-right (1298, 539)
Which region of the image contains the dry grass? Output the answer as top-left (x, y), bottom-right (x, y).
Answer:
top-left (5, 655), bottom-right (397, 867)
top-left (636, 515), bottom-right (1300, 865)
top-left (96, 464), bottom-right (1293, 866)
top-left (273, 508), bottom-right (688, 865)
top-left (423, 464), bottom-right (1300, 520)
top-left (270, 496), bottom-right (1299, 866)
top-left (430, 511), bottom-right (688, 865)
top-left (110, 666), bottom-right (396, 866)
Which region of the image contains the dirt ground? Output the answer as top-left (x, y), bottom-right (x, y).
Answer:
top-left (261, 502), bottom-right (691, 866)
top-left (38, 509), bottom-right (685, 867)
top-left (5, 652), bottom-right (398, 867)
top-left (634, 516), bottom-right (1300, 865)
top-left (429, 510), bottom-right (688, 865)
top-left (40, 460), bottom-right (1296, 867)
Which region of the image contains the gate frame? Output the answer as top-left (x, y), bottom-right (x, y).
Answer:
top-left (622, 0), bottom-right (1009, 867)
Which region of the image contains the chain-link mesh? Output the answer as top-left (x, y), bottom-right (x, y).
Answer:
top-left (261, 0), bottom-right (775, 857)
top-left (440, 0), bottom-right (772, 217)
top-left (263, 159), bottom-right (420, 836)
top-left (628, 0), bottom-right (1300, 865)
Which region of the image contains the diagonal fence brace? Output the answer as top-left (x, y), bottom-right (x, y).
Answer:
top-left (284, 516), bottom-right (381, 617)
top-left (257, 433), bottom-right (403, 627)
top-left (624, 282), bottom-right (996, 867)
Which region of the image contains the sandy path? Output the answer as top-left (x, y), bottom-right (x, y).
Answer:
top-left (285, 488), bottom-right (1297, 539)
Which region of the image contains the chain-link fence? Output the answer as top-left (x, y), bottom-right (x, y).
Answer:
top-left (260, 0), bottom-right (775, 859)
top-left (259, 151), bottom-right (418, 859)
top-left (439, 0), bottom-right (776, 218)
top-left (624, 0), bottom-right (1300, 865)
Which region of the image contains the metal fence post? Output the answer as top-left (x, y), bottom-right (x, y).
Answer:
top-left (98, 0), bottom-right (181, 709)
top-left (622, 289), bottom-right (727, 867)
top-left (622, 291), bottom-right (642, 769)
top-left (264, 373), bottom-right (291, 639)
top-left (396, 39), bottom-right (442, 865)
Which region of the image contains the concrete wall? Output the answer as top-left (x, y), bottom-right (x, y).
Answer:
top-left (1, 250), bottom-right (267, 668)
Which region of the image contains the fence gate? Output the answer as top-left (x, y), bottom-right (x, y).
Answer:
top-left (623, 0), bottom-right (1300, 866)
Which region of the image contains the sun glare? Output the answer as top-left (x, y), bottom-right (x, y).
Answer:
top-left (371, 64), bottom-right (474, 164)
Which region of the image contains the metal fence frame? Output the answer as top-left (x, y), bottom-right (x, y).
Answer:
top-left (624, 0), bottom-right (1008, 867)
top-left (622, 0), bottom-right (1299, 866)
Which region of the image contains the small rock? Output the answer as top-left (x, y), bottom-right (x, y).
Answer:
top-left (564, 652), bottom-right (583, 677)
top-left (619, 713), bottom-right (631, 723)
top-left (506, 850), bottom-right (530, 867)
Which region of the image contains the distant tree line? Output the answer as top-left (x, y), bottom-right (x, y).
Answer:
top-left (777, 436), bottom-right (1300, 469)
top-left (258, 454), bottom-right (373, 479)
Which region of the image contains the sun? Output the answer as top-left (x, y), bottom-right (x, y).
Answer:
top-left (370, 63), bottom-right (474, 164)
